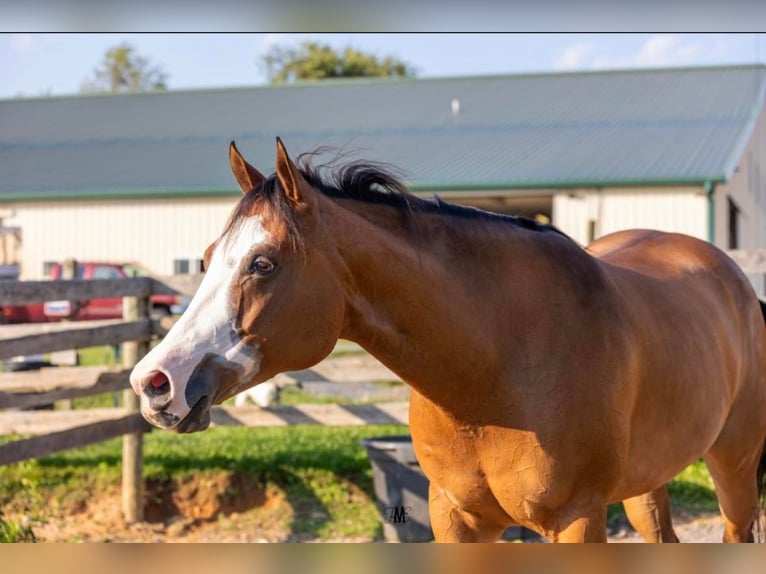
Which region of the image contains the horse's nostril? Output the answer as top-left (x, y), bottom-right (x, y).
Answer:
top-left (150, 371), bottom-right (168, 389)
top-left (142, 371), bottom-right (171, 411)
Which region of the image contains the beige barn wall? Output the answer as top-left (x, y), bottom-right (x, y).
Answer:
top-left (715, 102), bottom-right (766, 295)
top-left (552, 186), bottom-right (708, 246)
top-left (6, 196), bottom-right (241, 280)
top-left (715, 102), bottom-right (766, 251)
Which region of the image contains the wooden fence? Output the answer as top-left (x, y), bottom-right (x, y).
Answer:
top-left (0, 274), bottom-right (408, 523)
top-left (0, 275), bottom-right (186, 522)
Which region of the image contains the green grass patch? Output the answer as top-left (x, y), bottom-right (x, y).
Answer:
top-left (76, 345), bottom-right (120, 367)
top-left (279, 386), bottom-right (349, 405)
top-left (221, 386), bottom-right (367, 406)
top-left (70, 392), bottom-right (121, 409)
top-left (328, 340), bottom-right (366, 358)
top-left (0, 425), bottom-right (407, 541)
top-left (668, 460), bottom-right (718, 510)
top-left (0, 510), bottom-right (36, 543)
top-left (70, 346), bottom-right (122, 409)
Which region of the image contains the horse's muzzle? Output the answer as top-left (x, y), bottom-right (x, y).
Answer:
top-left (133, 353), bottom-right (243, 433)
top-left (136, 369), bottom-right (214, 433)
top-left (170, 396), bottom-right (213, 433)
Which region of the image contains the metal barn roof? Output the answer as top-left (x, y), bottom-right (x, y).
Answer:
top-left (1, 64), bottom-right (765, 201)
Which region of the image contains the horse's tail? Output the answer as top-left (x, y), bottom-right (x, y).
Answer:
top-left (757, 299), bottom-right (766, 541)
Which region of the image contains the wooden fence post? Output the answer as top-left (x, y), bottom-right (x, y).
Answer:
top-left (121, 294), bottom-right (150, 523)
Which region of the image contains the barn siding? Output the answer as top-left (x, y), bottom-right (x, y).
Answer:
top-left (553, 187), bottom-right (707, 246)
top-left (550, 193), bottom-right (593, 245)
top-left (6, 197), bottom-right (240, 279)
top-left (600, 188), bottom-right (708, 240)
top-left (715, 101), bottom-right (766, 295)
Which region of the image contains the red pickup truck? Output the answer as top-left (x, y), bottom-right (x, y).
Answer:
top-left (1, 262), bottom-right (181, 324)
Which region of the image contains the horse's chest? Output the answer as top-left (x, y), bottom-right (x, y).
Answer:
top-left (418, 441), bottom-right (495, 512)
top-left (412, 429), bottom-right (504, 512)
top-left (410, 397), bottom-right (556, 518)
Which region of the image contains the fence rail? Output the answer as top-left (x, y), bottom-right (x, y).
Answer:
top-left (0, 319), bottom-right (152, 360)
top-left (0, 409), bottom-right (149, 466)
top-left (0, 366), bottom-right (131, 410)
top-left (0, 274), bottom-right (202, 307)
top-left (0, 402), bottom-right (409, 436)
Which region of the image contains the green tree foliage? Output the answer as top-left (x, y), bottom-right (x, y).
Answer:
top-left (81, 43), bottom-right (168, 94)
top-left (262, 40), bottom-right (417, 83)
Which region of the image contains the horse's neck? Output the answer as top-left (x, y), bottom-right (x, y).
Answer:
top-left (330, 200), bottom-right (574, 403)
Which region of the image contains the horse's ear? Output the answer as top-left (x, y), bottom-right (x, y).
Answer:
top-left (275, 137), bottom-right (312, 207)
top-left (229, 141), bottom-right (265, 195)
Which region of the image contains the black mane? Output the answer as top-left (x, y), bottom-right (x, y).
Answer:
top-left (224, 150), bottom-right (568, 247)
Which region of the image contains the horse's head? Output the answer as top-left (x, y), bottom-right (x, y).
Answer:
top-left (130, 139), bottom-right (347, 432)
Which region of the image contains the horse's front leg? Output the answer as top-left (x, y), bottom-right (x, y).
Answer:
top-left (542, 501), bottom-right (608, 542)
top-left (428, 483), bottom-right (507, 542)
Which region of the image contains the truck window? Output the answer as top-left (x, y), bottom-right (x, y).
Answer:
top-left (92, 266), bottom-right (125, 280)
top-left (50, 264), bottom-right (86, 280)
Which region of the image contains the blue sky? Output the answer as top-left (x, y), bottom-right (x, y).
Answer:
top-left (2, 33), bottom-right (765, 99)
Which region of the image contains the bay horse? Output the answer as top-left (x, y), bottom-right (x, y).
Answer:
top-left (130, 139), bottom-right (766, 542)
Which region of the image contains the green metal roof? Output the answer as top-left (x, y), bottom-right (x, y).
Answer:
top-left (1, 65), bottom-right (764, 201)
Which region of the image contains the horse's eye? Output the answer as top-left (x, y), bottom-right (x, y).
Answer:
top-left (248, 255), bottom-right (276, 276)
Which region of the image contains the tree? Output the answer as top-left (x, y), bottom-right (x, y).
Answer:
top-left (261, 40), bottom-right (416, 83)
top-left (81, 43), bottom-right (168, 94)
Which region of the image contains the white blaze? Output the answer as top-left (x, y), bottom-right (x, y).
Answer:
top-left (130, 216), bottom-right (269, 420)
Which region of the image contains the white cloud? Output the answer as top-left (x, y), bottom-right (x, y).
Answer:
top-left (553, 34), bottom-right (705, 72)
top-left (633, 35), bottom-right (700, 67)
top-left (553, 42), bottom-right (596, 70)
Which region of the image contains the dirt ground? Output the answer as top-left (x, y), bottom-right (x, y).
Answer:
top-left (20, 471), bottom-right (373, 543)
top-left (12, 472), bottom-right (723, 543)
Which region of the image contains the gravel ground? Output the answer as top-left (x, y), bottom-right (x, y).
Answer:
top-left (608, 513), bottom-right (724, 543)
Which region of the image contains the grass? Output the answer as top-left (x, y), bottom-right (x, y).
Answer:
top-left (277, 386), bottom-right (353, 405)
top-left (77, 345), bottom-right (120, 367)
top-left (329, 340), bottom-right (366, 358)
top-left (668, 461), bottom-right (718, 510)
top-left (0, 422), bottom-right (721, 542)
top-left (0, 425), bottom-right (408, 541)
top-left (0, 510), bottom-right (36, 543)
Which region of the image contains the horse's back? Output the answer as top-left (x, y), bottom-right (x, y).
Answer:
top-left (588, 229), bottom-right (763, 337)
top-left (588, 229), bottom-right (738, 279)
top-left (587, 229), bottom-right (761, 331)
